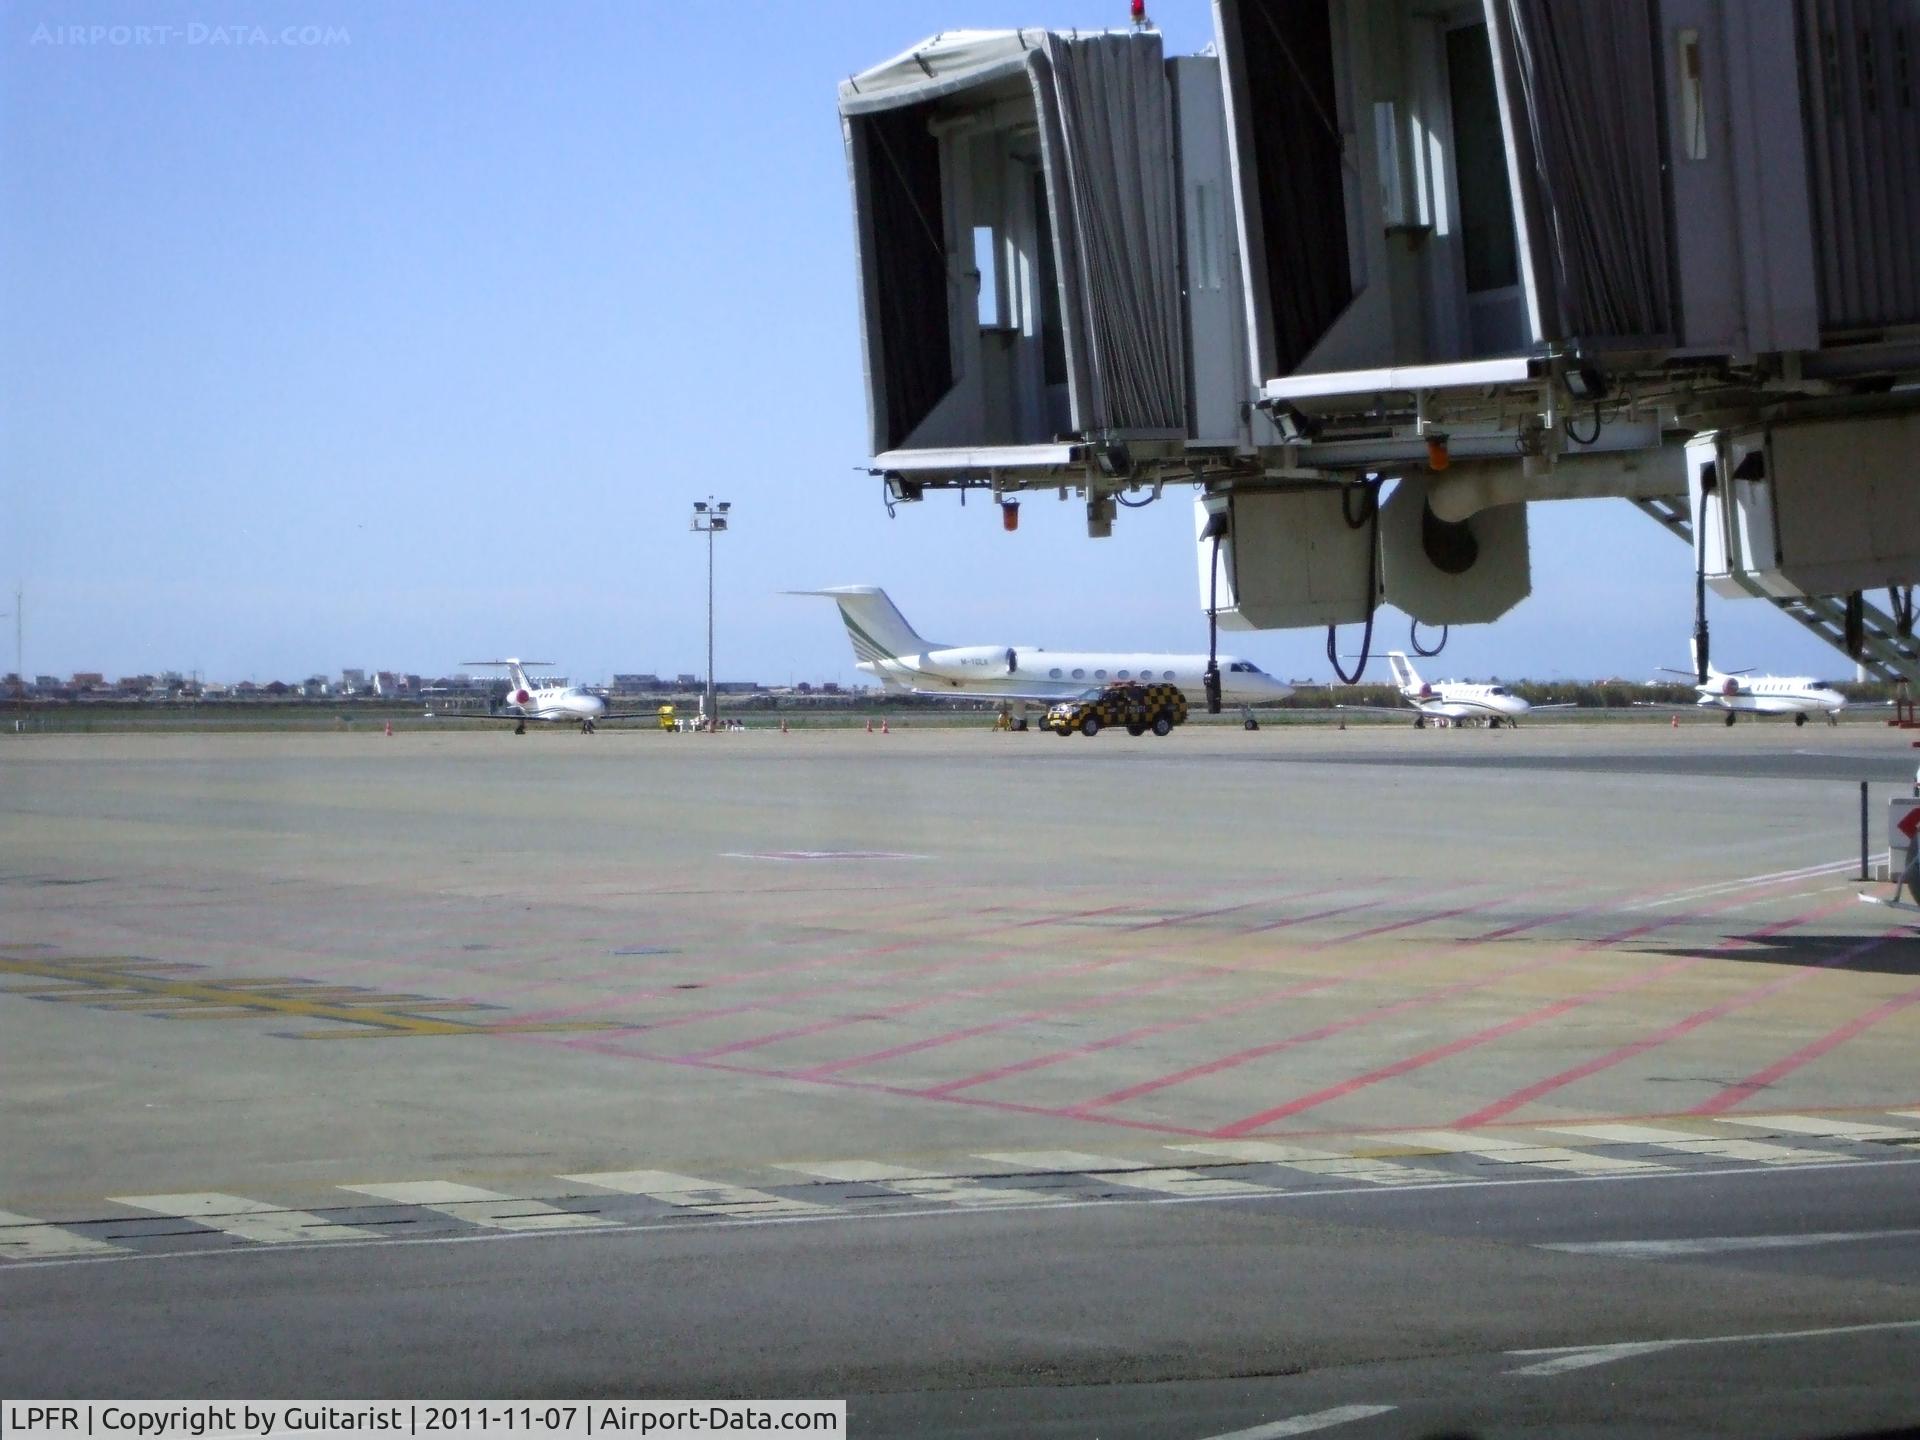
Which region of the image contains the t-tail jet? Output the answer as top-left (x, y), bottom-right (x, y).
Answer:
top-left (796, 587), bottom-right (1292, 722)
top-left (1339, 652), bottom-right (1564, 728)
top-left (426, 660), bottom-right (646, 734)
top-left (1656, 662), bottom-right (1847, 726)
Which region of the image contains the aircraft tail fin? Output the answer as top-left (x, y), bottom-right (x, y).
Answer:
top-left (1387, 651), bottom-right (1423, 693)
top-left (462, 658), bottom-right (553, 698)
top-left (790, 587), bottom-right (939, 665)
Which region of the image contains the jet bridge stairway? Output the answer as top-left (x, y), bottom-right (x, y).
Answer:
top-left (1630, 497), bottom-right (1920, 689)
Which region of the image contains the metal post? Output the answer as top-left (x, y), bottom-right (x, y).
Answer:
top-left (1861, 780), bottom-right (1870, 881)
top-left (691, 499), bottom-right (728, 732)
top-left (705, 525), bottom-right (716, 729)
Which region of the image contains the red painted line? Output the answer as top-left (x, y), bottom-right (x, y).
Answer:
top-left (677, 949), bottom-right (1164, 1060)
top-left (1118, 900), bottom-right (1263, 933)
top-left (916, 889), bottom-right (1518, 1098)
top-left (1228, 894), bottom-right (1390, 936)
top-left (1691, 978), bottom-right (1920, 1116)
top-left (1456, 928), bottom-right (1900, 1126)
top-left (504, 900), bottom-right (1145, 1024)
top-left (1066, 889), bottom-right (1631, 1114)
top-left (788, 884), bottom-right (1358, 1081)
top-left (513, 1029), bottom-right (1220, 1139)
top-left (1215, 895), bottom-right (1855, 1136)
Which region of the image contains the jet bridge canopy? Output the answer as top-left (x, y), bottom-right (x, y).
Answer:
top-left (840, 28), bottom-right (1189, 473)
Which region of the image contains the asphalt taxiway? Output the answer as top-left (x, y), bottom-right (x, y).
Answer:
top-left (3, 724), bottom-right (1917, 1435)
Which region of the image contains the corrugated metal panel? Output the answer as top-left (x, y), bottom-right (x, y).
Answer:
top-left (1798, 0), bottom-right (1920, 330)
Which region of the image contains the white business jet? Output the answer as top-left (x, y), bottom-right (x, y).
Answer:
top-left (797, 587), bottom-right (1293, 719)
top-left (1656, 662), bottom-right (1847, 726)
top-left (1338, 652), bottom-right (1564, 728)
top-left (426, 660), bottom-right (637, 735)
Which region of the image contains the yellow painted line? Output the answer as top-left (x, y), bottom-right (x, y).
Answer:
top-left (293, 1019), bottom-right (617, 1039)
top-left (0, 955), bottom-right (479, 1035)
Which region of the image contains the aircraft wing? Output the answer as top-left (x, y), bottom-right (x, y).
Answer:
top-left (1527, 703), bottom-right (1581, 711)
top-left (1333, 703), bottom-right (1409, 715)
top-left (424, 711), bottom-right (521, 722)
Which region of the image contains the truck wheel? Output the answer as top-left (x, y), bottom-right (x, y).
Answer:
top-left (1126, 725), bottom-right (1145, 737)
top-left (1080, 716), bottom-right (1100, 737)
top-left (1152, 716), bottom-right (1173, 737)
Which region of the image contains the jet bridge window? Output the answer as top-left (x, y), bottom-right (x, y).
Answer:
top-left (851, 100), bottom-right (953, 452)
top-left (1221, 0), bottom-right (1355, 376)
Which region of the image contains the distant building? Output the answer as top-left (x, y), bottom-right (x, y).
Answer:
top-left (675, 673), bottom-right (699, 688)
top-left (340, 668), bottom-right (366, 695)
top-left (302, 675), bottom-right (330, 698)
top-left (612, 673), bottom-right (662, 690)
top-left (71, 672), bottom-right (105, 690)
top-left (713, 681), bottom-right (760, 695)
top-left (820, 682), bottom-right (843, 695)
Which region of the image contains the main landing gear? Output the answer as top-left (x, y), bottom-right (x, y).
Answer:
top-left (513, 720), bottom-right (527, 735)
top-left (581, 718), bottom-right (597, 734)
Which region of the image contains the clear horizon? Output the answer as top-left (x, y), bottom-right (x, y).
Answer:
top-left (1, 1), bottom-right (1861, 690)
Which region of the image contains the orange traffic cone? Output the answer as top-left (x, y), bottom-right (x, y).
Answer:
top-left (1671, 714), bottom-right (1678, 729)
top-left (881, 718), bottom-right (890, 735)
top-left (865, 718), bottom-right (873, 734)
top-left (384, 721), bottom-right (393, 737)
top-left (780, 718), bottom-right (788, 734)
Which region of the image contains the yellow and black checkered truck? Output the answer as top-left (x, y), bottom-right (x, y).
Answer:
top-left (1046, 682), bottom-right (1189, 738)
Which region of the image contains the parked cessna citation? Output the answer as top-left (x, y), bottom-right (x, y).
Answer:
top-left (1658, 663), bottom-right (1847, 726)
top-left (1340, 652), bottom-right (1562, 728)
top-left (426, 660), bottom-right (635, 734)
top-left (797, 587), bottom-right (1293, 713)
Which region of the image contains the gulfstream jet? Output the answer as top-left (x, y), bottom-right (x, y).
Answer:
top-left (1339, 652), bottom-right (1565, 728)
top-left (797, 587), bottom-right (1293, 711)
top-left (426, 660), bottom-right (641, 735)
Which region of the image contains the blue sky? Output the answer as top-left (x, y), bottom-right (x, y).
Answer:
top-left (1, 1), bottom-right (1851, 686)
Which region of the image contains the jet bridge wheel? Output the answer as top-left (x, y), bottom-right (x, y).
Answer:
top-left (1080, 716), bottom-right (1101, 737)
top-left (1127, 724), bottom-right (1146, 737)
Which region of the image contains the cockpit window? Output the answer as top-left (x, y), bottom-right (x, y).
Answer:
top-left (1488, 686), bottom-right (1508, 696)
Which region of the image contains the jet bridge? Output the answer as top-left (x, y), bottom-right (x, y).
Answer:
top-left (838, 3), bottom-right (1920, 659)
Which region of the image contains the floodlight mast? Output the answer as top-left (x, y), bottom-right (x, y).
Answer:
top-left (690, 498), bottom-right (730, 728)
